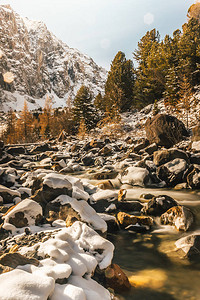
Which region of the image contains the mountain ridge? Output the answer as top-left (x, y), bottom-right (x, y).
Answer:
top-left (0, 5), bottom-right (107, 111)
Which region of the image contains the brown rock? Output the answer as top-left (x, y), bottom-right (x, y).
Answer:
top-left (0, 252), bottom-right (39, 274)
top-left (118, 189), bottom-right (127, 202)
top-left (90, 139), bottom-right (104, 149)
top-left (187, 164), bottom-right (200, 189)
top-left (153, 149), bottom-right (189, 166)
top-left (145, 114), bottom-right (188, 148)
top-left (160, 205), bottom-right (194, 231)
top-left (46, 202), bottom-right (81, 223)
top-left (105, 263), bottom-right (131, 293)
top-left (99, 145), bottom-right (112, 156)
top-left (96, 180), bottom-right (114, 190)
top-left (117, 212), bottom-right (153, 228)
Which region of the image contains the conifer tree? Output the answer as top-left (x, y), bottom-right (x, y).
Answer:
top-left (164, 66), bottom-right (180, 113)
top-left (179, 18), bottom-right (200, 85)
top-left (134, 29), bottom-right (165, 107)
top-left (178, 75), bottom-right (194, 129)
top-left (72, 85), bottom-right (97, 131)
top-left (104, 51), bottom-right (135, 112)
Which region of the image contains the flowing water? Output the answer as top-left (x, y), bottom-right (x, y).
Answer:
top-left (107, 188), bottom-right (200, 300)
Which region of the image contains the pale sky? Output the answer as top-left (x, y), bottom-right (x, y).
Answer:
top-left (1, 0), bottom-right (195, 69)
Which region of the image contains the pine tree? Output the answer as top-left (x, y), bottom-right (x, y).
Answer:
top-left (178, 75), bottom-right (194, 129)
top-left (179, 18), bottom-right (200, 85)
top-left (133, 29), bottom-right (165, 107)
top-left (72, 86), bottom-right (97, 131)
top-left (104, 51), bottom-right (135, 112)
top-left (164, 66), bottom-right (180, 113)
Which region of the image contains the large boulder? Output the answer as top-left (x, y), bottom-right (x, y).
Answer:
top-left (141, 195), bottom-right (178, 216)
top-left (0, 185), bottom-right (21, 204)
top-left (104, 264), bottom-right (131, 293)
top-left (2, 199), bottom-right (43, 232)
top-left (175, 234), bottom-right (200, 259)
top-left (153, 149), bottom-right (189, 166)
top-left (145, 114), bottom-right (188, 148)
top-left (117, 212), bottom-right (153, 229)
top-left (160, 206), bottom-right (193, 231)
top-left (46, 194), bottom-right (107, 233)
top-left (187, 164), bottom-right (200, 189)
top-left (31, 173), bottom-right (73, 209)
top-left (89, 190), bottom-right (118, 213)
top-left (156, 158), bottom-right (188, 187)
top-left (119, 166), bottom-right (150, 187)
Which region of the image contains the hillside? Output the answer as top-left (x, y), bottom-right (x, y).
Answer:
top-left (0, 5), bottom-right (107, 112)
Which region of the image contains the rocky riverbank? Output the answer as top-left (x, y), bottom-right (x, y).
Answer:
top-left (0, 114), bottom-right (200, 299)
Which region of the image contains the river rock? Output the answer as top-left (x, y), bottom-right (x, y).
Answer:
top-left (90, 139), bottom-right (104, 149)
top-left (0, 252), bottom-right (39, 274)
top-left (157, 158), bottom-right (188, 187)
top-left (118, 189), bottom-right (127, 202)
top-left (160, 206), bottom-right (193, 231)
top-left (98, 214), bottom-right (119, 233)
top-left (191, 141), bottom-right (200, 152)
top-left (46, 194), bottom-right (107, 233)
top-left (119, 166), bottom-right (150, 187)
top-left (0, 185), bottom-right (21, 204)
top-left (187, 164), bottom-right (200, 189)
top-left (90, 190), bottom-right (118, 213)
top-left (99, 145), bottom-right (112, 156)
top-left (190, 153), bottom-right (200, 165)
top-left (153, 149), bottom-right (189, 166)
top-left (117, 201), bottom-right (143, 213)
top-left (105, 263), bottom-right (131, 293)
top-left (175, 233), bottom-right (200, 258)
top-left (144, 143), bottom-right (158, 155)
top-left (81, 154), bottom-right (95, 166)
top-left (31, 173), bottom-right (73, 208)
top-left (6, 146), bottom-right (25, 155)
top-left (30, 143), bottom-right (57, 154)
top-left (2, 199), bottom-right (43, 232)
top-left (117, 212), bottom-right (153, 229)
top-left (141, 195), bottom-right (178, 216)
top-left (134, 139), bottom-right (149, 153)
top-left (145, 114), bottom-right (188, 148)
top-left (0, 167), bottom-right (19, 187)
top-left (96, 180), bottom-right (114, 190)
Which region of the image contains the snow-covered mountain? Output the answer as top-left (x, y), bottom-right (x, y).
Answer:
top-left (0, 5), bottom-right (107, 111)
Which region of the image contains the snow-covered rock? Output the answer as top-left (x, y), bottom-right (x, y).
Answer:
top-left (119, 166), bottom-right (150, 187)
top-left (48, 194), bottom-right (107, 233)
top-left (0, 222), bottom-right (114, 300)
top-left (3, 199), bottom-right (43, 233)
top-left (160, 205), bottom-right (194, 231)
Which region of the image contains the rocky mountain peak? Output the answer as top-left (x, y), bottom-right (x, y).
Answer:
top-left (0, 5), bottom-right (107, 111)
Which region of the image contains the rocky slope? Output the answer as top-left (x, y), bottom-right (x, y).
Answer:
top-left (0, 5), bottom-right (107, 111)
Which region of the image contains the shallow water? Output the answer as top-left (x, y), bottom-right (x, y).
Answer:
top-left (108, 188), bottom-right (200, 300)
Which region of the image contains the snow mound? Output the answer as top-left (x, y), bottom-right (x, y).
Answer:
top-left (2, 222), bottom-right (114, 300)
top-left (52, 194), bottom-right (107, 233)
